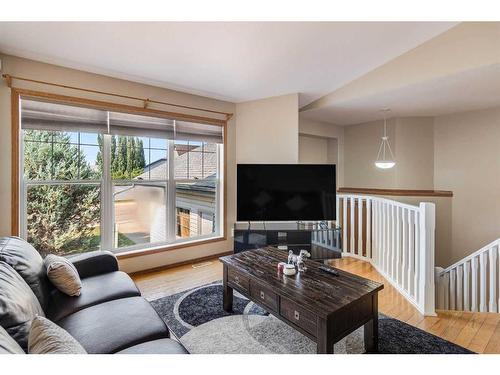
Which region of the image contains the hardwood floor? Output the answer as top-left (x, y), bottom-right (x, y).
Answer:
top-left (131, 255), bottom-right (500, 353)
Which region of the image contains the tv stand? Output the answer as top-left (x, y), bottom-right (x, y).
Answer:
top-left (233, 222), bottom-right (342, 262)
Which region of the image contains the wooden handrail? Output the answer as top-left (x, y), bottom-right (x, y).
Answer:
top-left (338, 187), bottom-right (453, 197)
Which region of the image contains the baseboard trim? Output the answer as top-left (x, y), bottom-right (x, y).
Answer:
top-left (127, 250), bottom-right (233, 277)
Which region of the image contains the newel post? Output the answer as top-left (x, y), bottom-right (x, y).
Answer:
top-left (419, 202), bottom-right (436, 316)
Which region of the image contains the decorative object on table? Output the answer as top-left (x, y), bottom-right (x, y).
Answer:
top-left (287, 249), bottom-right (310, 272)
top-left (277, 262), bottom-right (286, 273)
top-left (297, 258), bottom-right (305, 272)
top-left (283, 264), bottom-right (297, 276)
top-left (287, 249), bottom-right (311, 265)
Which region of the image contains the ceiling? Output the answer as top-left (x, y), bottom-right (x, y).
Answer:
top-left (0, 22), bottom-right (456, 106)
top-left (300, 63), bottom-right (500, 125)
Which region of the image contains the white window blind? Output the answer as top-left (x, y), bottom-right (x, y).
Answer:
top-left (21, 98), bottom-right (224, 143)
top-left (108, 111), bottom-right (174, 139)
top-left (175, 121), bottom-right (224, 144)
top-left (21, 99), bottom-right (108, 133)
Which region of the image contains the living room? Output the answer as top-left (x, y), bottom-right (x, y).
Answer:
top-left (1, 1), bottom-right (500, 372)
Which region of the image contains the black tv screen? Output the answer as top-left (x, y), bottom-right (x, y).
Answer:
top-left (237, 164), bottom-right (336, 221)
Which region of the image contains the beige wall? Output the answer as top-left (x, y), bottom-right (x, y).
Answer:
top-left (434, 106), bottom-right (500, 265)
top-left (327, 138), bottom-right (338, 165)
top-left (341, 109), bottom-right (500, 266)
top-left (394, 117), bottom-right (434, 189)
top-left (343, 119), bottom-right (397, 188)
top-left (235, 93), bottom-right (299, 164)
top-left (343, 117), bottom-right (434, 190)
top-left (298, 116), bottom-right (344, 186)
top-left (0, 54), bottom-right (236, 273)
top-left (298, 135), bottom-right (328, 163)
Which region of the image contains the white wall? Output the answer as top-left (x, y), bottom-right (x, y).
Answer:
top-left (235, 94), bottom-right (299, 164)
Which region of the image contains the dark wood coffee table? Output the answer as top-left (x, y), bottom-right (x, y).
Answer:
top-left (220, 247), bottom-right (384, 354)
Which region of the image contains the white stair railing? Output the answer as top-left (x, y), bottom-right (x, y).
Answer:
top-left (435, 239), bottom-right (499, 313)
top-left (314, 194), bottom-right (436, 316)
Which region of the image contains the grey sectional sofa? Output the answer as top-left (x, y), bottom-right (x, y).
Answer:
top-left (0, 236), bottom-right (188, 354)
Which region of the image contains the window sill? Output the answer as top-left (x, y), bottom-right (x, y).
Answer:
top-left (115, 235), bottom-right (227, 260)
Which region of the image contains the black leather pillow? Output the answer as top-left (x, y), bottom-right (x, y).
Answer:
top-left (0, 261), bottom-right (45, 350)
top-left (0, 237), bottom-right (51, 310)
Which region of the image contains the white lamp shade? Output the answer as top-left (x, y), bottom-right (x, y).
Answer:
top-left (375, 161), bottom-right (396, 169)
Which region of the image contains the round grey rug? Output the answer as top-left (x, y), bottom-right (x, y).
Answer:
top-left (180, 314), bottom-right (364, 354)
top-left (151, 282), bottom-right (474, 354)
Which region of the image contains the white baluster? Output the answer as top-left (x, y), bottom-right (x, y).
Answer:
top-left (489, 246), bottom-right (498, 312)
top-left (414, 211), bottom-right (420, 300)
top-left (463, 261), bottom-right (470, 311)
top-left (408, 210), bottom-right (415, 297)
top-left (377, 201), bottom-right (381, 267)
top-left (376, 200), bottom-right (381, 266)
top-left (366, 198), bottom-right (372, 259)
top-left (391, 205), bottom-right (396, 280)
top-left (385, 203), bottom-right (390, 274)
top-left (342, 197), bottom-right (348, 253)
top-left (444, 272), bottom-right (450, 310)
top-left (336, 195), bottom-right (340, 232)
top-left (479, 251), bottom-right (488, 312)
top-left (450, 268), bottom-right (456, 310)
top-left (358, 197), bottom-right (363, 257)
top-left (401, 208), bottom-right (408, 291)
top-left (456, 264), bottom-right (463, 311)
top-left (471, 256), bottom-right (479, 312)
top-left (498, 246), bottom-right (500, 313)
top-left (436, 267), bottom-right (445, 309)
top-left (395, 206), bottom-right (401, 285)
top-left (379, 202), bottom-right (384, 271)
top-left (350, 197), bottom-right (355, 254)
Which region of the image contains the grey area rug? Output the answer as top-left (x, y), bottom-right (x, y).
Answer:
top-left (150, 282), bottom-right (473, 354)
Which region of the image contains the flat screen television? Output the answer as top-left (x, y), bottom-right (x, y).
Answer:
top-left (237, 164), bottom-right (336, 221)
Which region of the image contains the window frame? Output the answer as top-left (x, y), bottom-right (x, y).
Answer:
top-left (12, 89), bottom-right (227, 258)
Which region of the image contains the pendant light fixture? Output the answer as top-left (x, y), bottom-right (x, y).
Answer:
top-left (375, 108), bottom-right (396, 169)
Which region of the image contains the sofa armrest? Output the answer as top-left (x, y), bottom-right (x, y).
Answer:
top-left (68, 251), bottom-right (119, 279)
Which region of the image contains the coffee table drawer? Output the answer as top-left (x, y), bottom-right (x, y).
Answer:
top-left (250, 281), bottom-right (279, 312)
top-left (280, 297), bottom-right (317, 337)
top-left (227, 268), bottom-right (250, 294)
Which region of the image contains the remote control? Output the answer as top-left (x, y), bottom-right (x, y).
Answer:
top-left (319, 265), bottom-right (340, 276)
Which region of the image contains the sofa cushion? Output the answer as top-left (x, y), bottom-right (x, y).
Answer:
top-left (0, 237), bottom-right (51, 310)
top-left (46, 271), bottom-right (141, 322)
top-left (116, 338), bottom-right (189, 354)
top-left (28, 316), bottom-right (86, 354)
top-left (57, 297), bottom-right (169, 354)
top-left (0, 325), bottom-right (25, 354)
top-left (0, 261), bottom-right (45, 349)
top-left (44, 254), bottom-right (82, 297)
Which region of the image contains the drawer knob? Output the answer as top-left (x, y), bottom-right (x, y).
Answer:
top-left (294, 310), bottom-right (300, 320)
top-left (260, 291), bottom-right (265, 299)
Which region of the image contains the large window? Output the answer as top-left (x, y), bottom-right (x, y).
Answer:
top-left (20, 98), bottom-right (224, 257)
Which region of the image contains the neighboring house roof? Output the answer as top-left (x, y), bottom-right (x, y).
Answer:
top-left (136, 145), bottom-right (217, 195)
